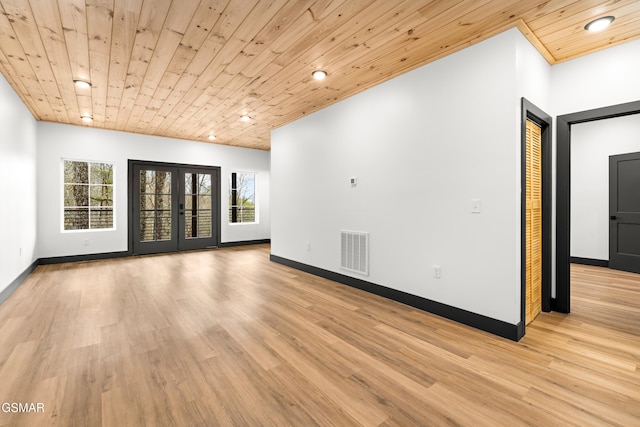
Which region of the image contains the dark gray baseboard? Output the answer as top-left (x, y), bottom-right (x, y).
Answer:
top-left (219, 239), bottom-right (271, 248)
top-left (0, 259), bottom-right (39, 305)
top-left (270, 254), bottom-right (522, 341)
top-left (570, 257), bottom-right (609, 267)
top-left (39, 240), bottom-right (271, 264)
top-left (39, 251), bottom-right (131, 265)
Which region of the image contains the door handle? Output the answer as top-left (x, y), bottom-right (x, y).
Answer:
top-left (610, 215), bottom-right (617, 220)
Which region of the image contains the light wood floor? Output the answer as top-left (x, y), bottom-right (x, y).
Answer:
top-left (0, 245), bottom-right (639, 426)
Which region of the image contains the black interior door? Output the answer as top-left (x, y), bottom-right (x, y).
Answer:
top-left (609, 152), bottom-right (640, 274)
top-left (130, 161), bottom-right (220, 255)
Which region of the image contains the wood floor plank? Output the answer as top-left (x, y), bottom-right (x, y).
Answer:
top-left (1, 246), bottom-right (640, 426)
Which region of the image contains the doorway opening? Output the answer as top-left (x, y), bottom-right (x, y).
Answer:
top-left (128, 160), bottom-right (221, 255)
top-left (556, 101), bottom-right (640, 313)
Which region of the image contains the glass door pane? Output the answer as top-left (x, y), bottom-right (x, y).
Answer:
top-left (184, 173), bottom-right (212, 239)
top-left (140, 170), bottom-right (172, 242)
top-left (132, 163), bottom-right (179, 255)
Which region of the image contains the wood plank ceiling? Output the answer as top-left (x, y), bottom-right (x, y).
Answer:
top-left (0, 0), bottom-right (639, 150)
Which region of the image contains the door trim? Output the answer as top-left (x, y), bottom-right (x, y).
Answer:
top-left (128, 159), bottom-right (221, 255)
top-left (520, 98), bottom-right (552, 339)
top-left (556, 100), bottom-right (640, 313)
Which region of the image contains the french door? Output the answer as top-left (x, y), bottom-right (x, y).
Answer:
top-left (130, 161), bottom-right (220, 255)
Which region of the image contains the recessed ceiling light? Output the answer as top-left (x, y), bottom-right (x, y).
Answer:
top-left (584, 16), bottom-right (615, 32)
top-left (312, 70), bottom-right (327, 80)
top-left (81, 114), bottom-right (93, 123)
top-left (208, 134), bottom-right (216, 140)
top-left (241, 115), bottom-right (251, 122)
top-left (73, 79), bottom-right (92, 89)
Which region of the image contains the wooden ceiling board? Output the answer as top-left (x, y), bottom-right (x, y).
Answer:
top-left (0, 6), bottom-right (45, 118)
top-left (86, 0), bottom-right (114, 125)
top-left (144, 0), bottom-right (228, 112)
top-left (118, 0), bottom-right (171, 130)
top-left (107, 0), bottom-right (142, 129)
top-left (29, 0), bottom-right (79, 123)
top-left (3, 0), bottom-right (68, 122)
top-left (0, 0), bottom-right (639, 150)
top-left (156, 0), bottom-right (371, 142)
top-left (148, 0), bottom-right (271, 136)
top-left (261, 0), bottom-right (526, 129)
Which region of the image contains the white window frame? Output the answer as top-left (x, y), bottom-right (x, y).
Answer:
top-left (61, 158), bottom-right (116, 232)
top-left (229, 171), bottom-right (258, 225)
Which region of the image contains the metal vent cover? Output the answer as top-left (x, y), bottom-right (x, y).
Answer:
top-left (340, 231), bottom-right (369, 275)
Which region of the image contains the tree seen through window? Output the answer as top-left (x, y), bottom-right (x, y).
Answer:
top-left (229, 172), bottom-right (255, 223)
top-left (63, 160), bottom-right (114, 230)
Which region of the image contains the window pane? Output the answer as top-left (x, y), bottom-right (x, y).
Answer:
top-left (243, 175), bottom-right (255, 204)
top-left (90, 185), bottom-right (113, 206)
top-left (157, 195), bottom-right (171, 210)
top-left (65, 161), bottom-right (89, 184)
top-left (90, 163), bottom-right (113, 184)
top-left (185, 216), bottom-right (194, 238)
top-left (184, 174), bottom-right (193, 195)
top-left (140, 213), bottom-right (155, 242)
top-left (90, 209), bottom-right (113, 229)
top-left (141, 170), bottom-right (155, 194)
top-left (237, 206), bottom-right (255, 223)
top-left (141, 195), bottom-right (155, 210)
top-left (198, 216), bottom-right (212, 237)
top-left (199, 174), bottom-right (211, 195)
top-left (157, 217), bottom-right (171, 240)
top-left (64, 208), bottom-right (89, 230)
top-left (65, 184), bottom-right (88, 207)
top-left (198, 195), bottom-right (211, 210)
top-left (156, 171), bottom-right (171, 194)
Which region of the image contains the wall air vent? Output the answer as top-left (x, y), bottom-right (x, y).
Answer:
top-left (340, 231), bottom-right (369, 275)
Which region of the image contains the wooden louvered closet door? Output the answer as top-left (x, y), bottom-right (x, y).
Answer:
top-left (526, 120), bottom-right (542, 324)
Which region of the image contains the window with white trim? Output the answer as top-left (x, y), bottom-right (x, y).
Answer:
top-left (63, 160), bottom-right (114, 230)
top-left (229, 172), bottom-right (256, 223)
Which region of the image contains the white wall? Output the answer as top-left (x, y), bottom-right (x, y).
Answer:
top-left (272, 29), bottom-right (550, 325)
top-left (552, 38), bottom-right (640, 116)
top-left (37, 123), bottom-right (270, 258)
top-left (571, 114), bottom-right (640, 260)
top-left (0, 74), bottom-right (37, 294)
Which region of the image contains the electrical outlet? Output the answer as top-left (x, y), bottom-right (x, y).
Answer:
top-left (306, 241), bottom-right (311, 252)
top-left (433, 265), bottom-right (441, 279)
top-left (84, 238), bottom-right (89, 246)
top-left (471, 199), bottom-right (481, 213)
